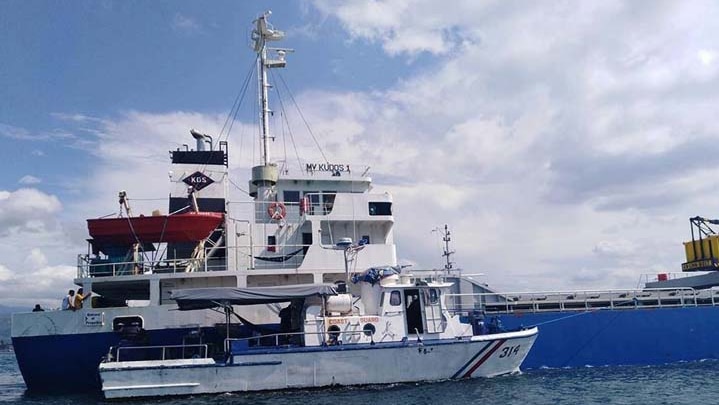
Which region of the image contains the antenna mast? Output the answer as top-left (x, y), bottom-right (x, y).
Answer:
top-left (441, 224), bottom-right (455, 271)
top-left (251, 11), bottom-right (291, 166)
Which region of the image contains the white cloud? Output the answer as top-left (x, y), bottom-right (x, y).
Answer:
top-left (313, 0), bottom-right (487, 55)
top-left (0, 260), bottom-right (76, 308)
top-left (0, 190), bottom-right (78, 307)
top-left (698, 49), bottom-right (716, 65)
top-left (303, 0), bottom-right (719, 290)
top-left (0, 188), bottom-right (62, 235)
top-left (0, 122), bottom-right (75, 141)
top-left (24, 248), bottom-right (49, 269)
top-left (18, 175), bottom-right (41, 185)
top-left (0, 264), bottom-right (11, 282)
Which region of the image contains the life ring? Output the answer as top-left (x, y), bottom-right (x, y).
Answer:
top-left (268, 202), bottom-right (287, 220)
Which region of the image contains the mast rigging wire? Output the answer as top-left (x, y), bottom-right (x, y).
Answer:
top-left (218, 56), bottom-right (257, 144)
top-left (274, 71), bottom-right (330, 164)
top-left (269, 69), bottom-right (304, 173)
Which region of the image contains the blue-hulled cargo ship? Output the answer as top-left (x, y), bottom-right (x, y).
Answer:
top-left (442, 216), bottom-right (719, 369)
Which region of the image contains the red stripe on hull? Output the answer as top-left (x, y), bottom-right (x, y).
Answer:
top-left (462, 339), bottom-right (507, 378)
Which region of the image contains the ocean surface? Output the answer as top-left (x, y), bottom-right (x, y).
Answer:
top-left (2, 350), bottom-right (719, 404)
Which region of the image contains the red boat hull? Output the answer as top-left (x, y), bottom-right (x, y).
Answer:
top-left (87, 212), bottom-right (224, 244)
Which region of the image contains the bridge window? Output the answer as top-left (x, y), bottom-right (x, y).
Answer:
top-left (389, 290), bottom-right (401, 306)
top-left (268, 235), bottom-right (276, 252)
top-left (283, 190), bottom-right (300, 203)
top-left (428, 288), bottom-right (439, 304)
top-left (369, 202), bottom-right (392, 216)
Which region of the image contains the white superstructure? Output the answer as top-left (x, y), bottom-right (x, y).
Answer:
top-left (11, 12), bottom-right (405, 393)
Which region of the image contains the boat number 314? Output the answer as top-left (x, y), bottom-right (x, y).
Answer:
top-left (498, 345), bottom-right (521, 358)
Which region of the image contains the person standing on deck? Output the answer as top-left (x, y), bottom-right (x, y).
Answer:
top-left (62, 290), bottom-right (75, 310)
top-left (73, 287), bottom-right (90, 310)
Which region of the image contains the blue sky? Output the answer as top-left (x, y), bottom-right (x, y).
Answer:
top-left (1, 1), bottom-right (424, 200)
top-left (2, 1), bottom-right (719, 307)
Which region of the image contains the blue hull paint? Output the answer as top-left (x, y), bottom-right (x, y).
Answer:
top-left (15, 306), bottom-right (719, 392)
top-left (12, 328), bottom-right (195, 393)
top-left (496, 306), bottom-right (719, 369)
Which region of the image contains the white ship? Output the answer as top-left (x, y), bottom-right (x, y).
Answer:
top-left (11, 11), bottom-right (492, 393)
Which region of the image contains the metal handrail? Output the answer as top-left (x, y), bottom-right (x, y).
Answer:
top-left (77, 242), bottom-right (317, 277)
top-left (77, 256), bottom-right (206, 278)
top-left (112, 343), bottom-right (208, 362)
top-left (445, 287), bottom-right (712, 314)
top-left (224, 329), bottom-right (368, 351)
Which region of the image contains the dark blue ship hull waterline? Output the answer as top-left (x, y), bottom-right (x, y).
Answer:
top-left (14, 306), bottom-right (719, 393)
top-left (497, 306), bottom-right (719, 369)
top-left (12, 328), bottom-right (194, 393)
top-left (12, 323), bottom-right (271, 393)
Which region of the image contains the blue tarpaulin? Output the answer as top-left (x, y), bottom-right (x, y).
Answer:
top-left (351, 266), bottom-right (401, 285)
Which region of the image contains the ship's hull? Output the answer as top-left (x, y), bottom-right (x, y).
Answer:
top-left (99, 330), bottom-right (537, 399)
top-left (16, 303), bottom-right (719, 393)
top-left (12, 327), bottom-right (196, 392)
top-left (11, 305), bottom-right (247, 393)
top-left (496, 305), bottom-right (719, 369)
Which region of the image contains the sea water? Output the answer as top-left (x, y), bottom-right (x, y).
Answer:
top-left (2, 350), bottom-right (719, 404)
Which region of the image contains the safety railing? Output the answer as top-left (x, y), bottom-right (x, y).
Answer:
top-left (224, 329), bottom-right (369, 352)
top-left (77, 256), bottom-right (207, 278)
top-left (445, 287), bottom-right (719, 314)
top-left (110, 344), bottom-right (208, 362)
top-left (246, 196), bottom-right (337, 221)
top-left (77, 241), bottom-right (317, 277)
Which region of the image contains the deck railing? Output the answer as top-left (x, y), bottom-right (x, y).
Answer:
top-left (445, 287), bottom-right (719, 314)
top-left (76, 243), bottom-right (313, 277)
top-left (111, 344), bottom-right (208, 362)
top-left (224, 329), bottom-right (369, 352)
top-left (77, 256), bottom-right (207, 278)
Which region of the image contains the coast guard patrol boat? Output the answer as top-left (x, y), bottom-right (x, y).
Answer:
top-left (98, 269), bottom-right (537, 399)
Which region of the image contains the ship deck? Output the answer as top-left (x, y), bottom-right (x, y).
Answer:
top-left (447, 286), bottom-right (719, 314)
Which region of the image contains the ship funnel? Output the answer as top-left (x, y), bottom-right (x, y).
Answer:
top-left (190, 129), bottom-right (213, 151)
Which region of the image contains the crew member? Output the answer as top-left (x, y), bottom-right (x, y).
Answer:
top-left (73, 287), bottom-right (91, 310)
top-left (62, 290), bottom-right (75, 311)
